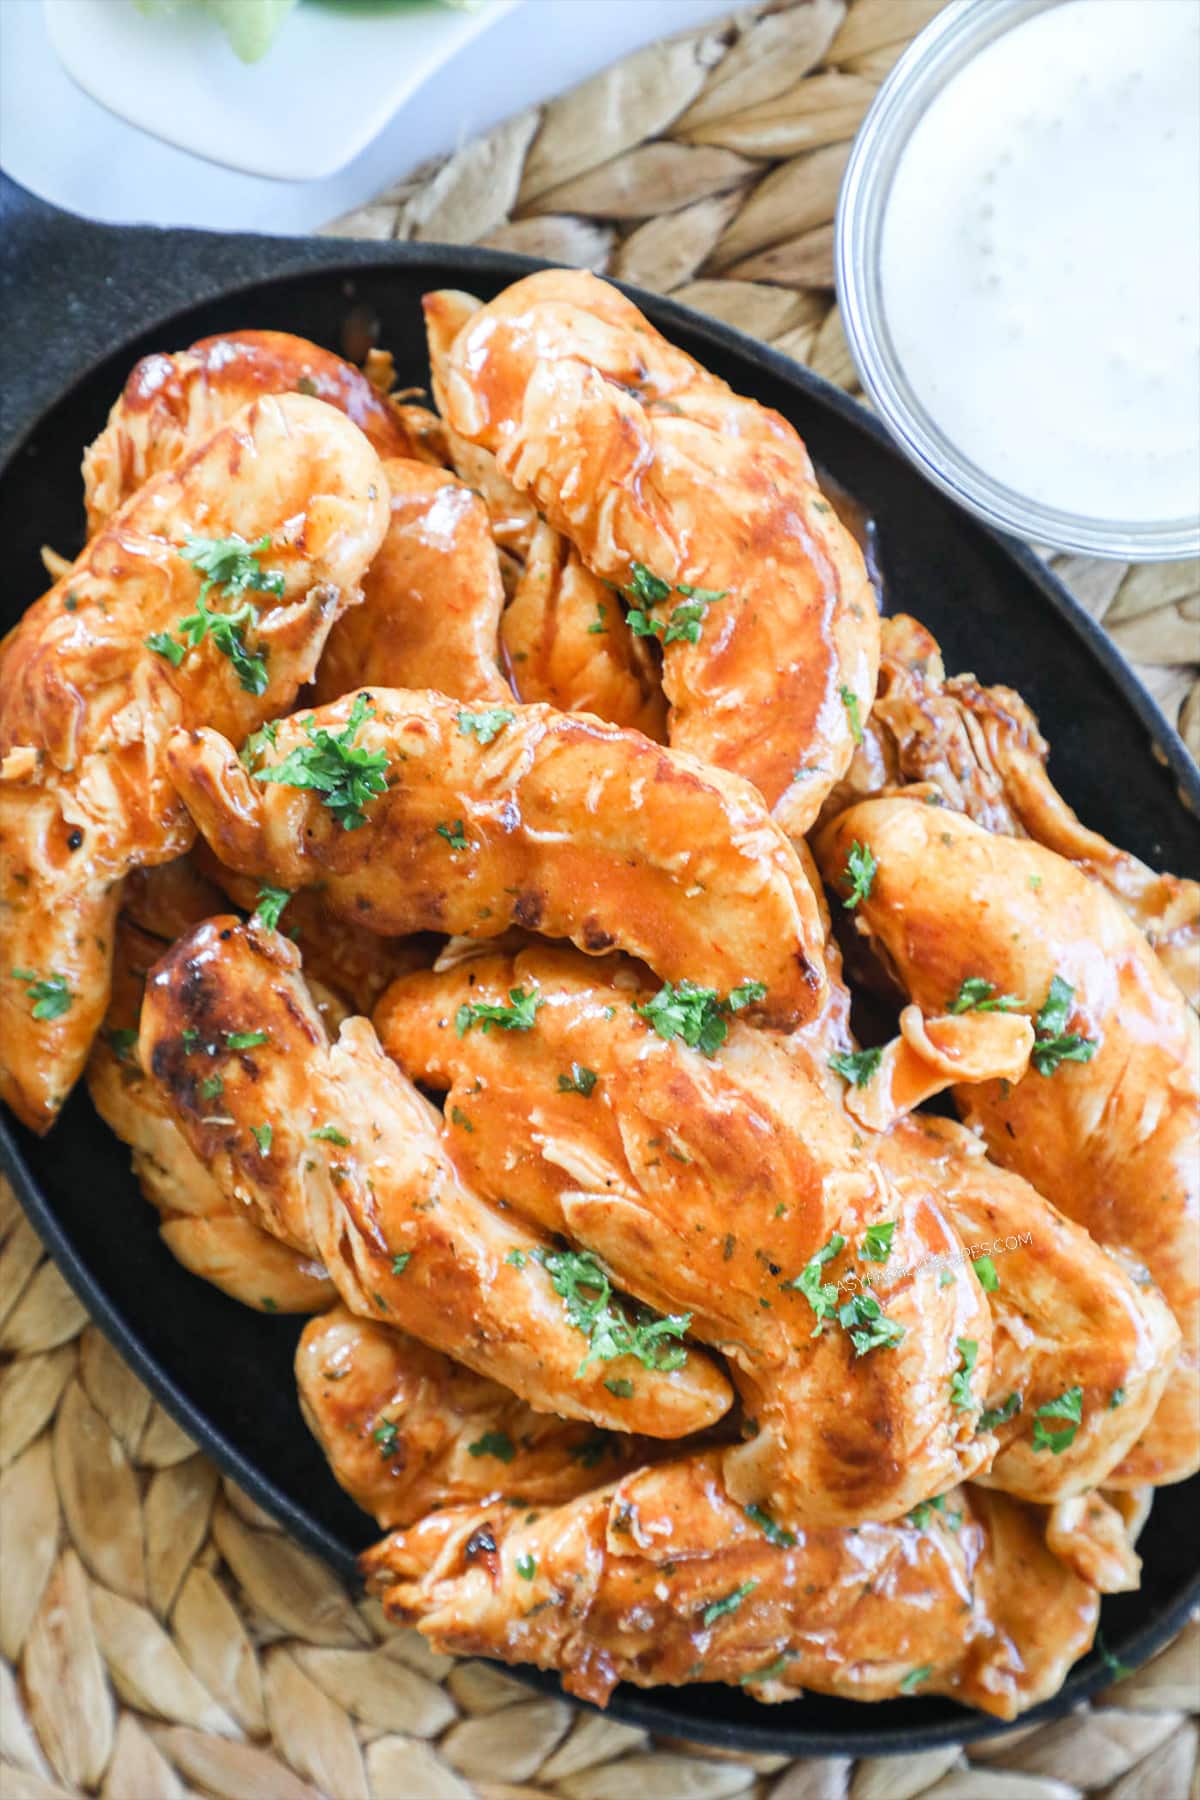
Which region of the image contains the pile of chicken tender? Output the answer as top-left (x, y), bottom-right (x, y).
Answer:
top-left (2, 271), bottom-right (1196, 1720)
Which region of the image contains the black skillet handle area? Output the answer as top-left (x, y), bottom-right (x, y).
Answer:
top-left (0, 170), bottom-right (407, 460)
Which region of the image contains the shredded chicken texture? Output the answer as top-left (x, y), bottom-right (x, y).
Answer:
top-left (165, 688), bottom-right (828, 1028)
top-left (297, 1307), bottom-right (662, 1530)
top-left (0, 392), bottom-right (387, 1133)
top-left (429, 270), bottom-right (878, 827)
top-left (314, 458), bottom-right (509, 707)
top-left (828, 614), bottom-right (1200, 1007)
top-left (376, 946), bottom-right (995, 1526)
top-left (81, 329), bottom-right (419, 534)
top-left (139, 918), bottom-right (732, 1436)
top-left (363, 1450), bottom-right (1099, 1719)
top-left (817, 797), bottom-right (1200, 1487)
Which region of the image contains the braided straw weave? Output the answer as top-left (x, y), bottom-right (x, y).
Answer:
top-left (1, 5), bottom-right (1197, 1797)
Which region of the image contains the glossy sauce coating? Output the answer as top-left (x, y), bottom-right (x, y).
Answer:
top-left (376, 945), bottom-right (995, 1526)
top-left (817, 797), bottom-right (1200, 1485)
top-left (166, 688), bottom-right (827, 1027)
top-left (364, 1450), bottom-right (1100, 1719)
top-left (0, 392), bottom-right (388, 1132)
top-left (433, 269), bottom-right (878, 827)
top-left (139, 919), bottom-right (732, 1436)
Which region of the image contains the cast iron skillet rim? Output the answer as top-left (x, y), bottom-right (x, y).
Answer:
top-left (1, 242), bottom-right (1197, 1756)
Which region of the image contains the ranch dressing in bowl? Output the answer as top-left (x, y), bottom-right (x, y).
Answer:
top-left (837, 0), bottom-right (1200, 557)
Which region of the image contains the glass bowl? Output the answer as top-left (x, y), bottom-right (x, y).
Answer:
top-left (835, 0), bottom-right (1200, 560)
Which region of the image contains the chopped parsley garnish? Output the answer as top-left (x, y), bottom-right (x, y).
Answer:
top-left (744, 1504), bottom-right (796, 1548)
top-left (739, 1654), bottom-right (793, 1686)
top-left (587, 604), bottom-right (607, 635)
top-left (1109, 1387), bottom-right (1126, 1409)
top-left (145, 534), bottom-right (284, 694)
top-left (254, 886), bottom-right (291, 932)
top-left (624, 562), bottom-right (727, 646)
top-left (457, 707), bottom-right (514, 745)
top-left (227, 1030), bottom-right (269, 1050)
top-left (838, 1291), bottom-right (905, 1356)
top-left (785, 1232), bottom-right (846, 1333)
top-left (449, 1106), bottom-right (474, 1132)
top-left (240, 719), bottom-right (278, 769)
top-left (568, 1433), bottom-right (611, 1468)
top-left (536, 1247), bottom-right (690, 1376)
top-left (505, 1249), bottom-right (527, 1269)
top-left (436, 820), bottom-right (469, 850)
top-left (1095, 1629), bottom-right (1131, 1682)
top-left (604, 1378), bottom-right (634, 1399)
top-left (468, 1431), bottom-right (515, 1463)
top-left (200, 1074), bottom-right (224, 1101)
top-left (1032, 1386), bottom-right (1083, 1454)
top-left (950, 1338), bottom-right (979, 1410)
top-left (978, 1391), bottom-right (1021, 1432)
top-left (373, 1420), bottom-right (400, 1458)
top-left (634, 978), bottom-right (763, 1057)
top-left (972, 1255), bottom-right (999, 1292)
top-left (182, 531), bottom-right (285, 606)
top-left (145, 630), bottom-right (186, 667)
top-left (839, 840), bottom-right (877, 909)
top-left (860, 1221), bottom-right (896, 1263)
top-left (829, 1046), bottom-right (882, 1087)
top-left (900, 1665), bottom-right (933, 1694)
top-left (557, 1064), bottom-right (598, 1097)
top-left (106, 1027), bottom-right (137, 1063)
top-left (1031, 975), bottom-right (1097, 1076)
top-left (251, 1123), bottom-right (272, 1154)
top-left (839, 685), bottom-right (864, 746)
top-left (12, 970), bottom-right (73, 1022)
top-left (456, 987), bottom-right (543, 1037)
top-left (181, 1028), bottom-right (200, 1050)
top-left (255, 693), bottom-right (388, 832)
top-left (311, 1125), bottom-right (350, 1146)
top-left (948, 977), bottom-right (1023, 1014)
top-left (516, 1554), bottom-right (537, 1581)
top-left (907, 1494), bottom-right (947, 1529)
top-left (701, 1581), bottom-right (757, 1627)
top-left (391, 1253), bottom-right (411, 1276)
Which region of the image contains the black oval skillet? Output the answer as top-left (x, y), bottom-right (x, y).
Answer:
top-left (1, 173), bottom-right (1197, 1759)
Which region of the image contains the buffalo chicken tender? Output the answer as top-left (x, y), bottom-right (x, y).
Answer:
top-left (0, 393), bottom-right (388, 1133)
top-left (430, 269), bottom-right (878, 829)
top-left (877, 1116), bottom-right (1179, 1502)
top-left (816, 797), bottom-right (1200, 1487)
top-left (82, 329), bottom-right (418, 535)
top-left (166, 689), bottom-right (828, 1028)
top-left (363, 1451), bottom-right (1100, 1720)
top-left (88, 921), bottom-right (335, 1314)
top-left (138, 918), bottom-right (732, 1437)
top-left (314, 458), bottom-right (510, 707)
top-left (296, 1306), bottom-right (662, 1529)
top-left (376, 946), bottom-right (996, 1527)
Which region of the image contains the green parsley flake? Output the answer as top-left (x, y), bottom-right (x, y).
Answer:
top-left (537, 1247), bottom-right (691, 1376)
top-left (726, 979), bottom-right (767, 1012)
top-left (516, 1553), bottom-right (537, 1581)
top-left (701, 1581), bottom-right (757, 1627)
top-left (744, 1503), bottom-right (796, 1548)
top-left (840, 840), bottom-right (877, 909)
top-left (12, 969), bottom-right (73, 1022)
top-left (624, 562), bottom-right (728, 646)
top-left (457, 707), bottom-right (514, 745)
top-left (949, 977), bottom-right (1023, 1014)
top-left (740, 1654), bottom-right (793, 1686)
top-left (784, 1232), bottom-right (845, 1334)
top-left (227, 1030), bottom-right (269, 1050)
top-left (145, 533), bottom-right (284, 693)
top-left (181, 1028), bottom-right (200, 1050)
top-left (200, 1074), bottom-right (224, 1101)
top-left (634, 978), bottom-right (763, 1057)
top-left (604, 1377), bottom-right (634, 1398)
top-left (829, 1045), bottom-right (882, 1087)
top-left (950, 1338), bottom-right (979, 1411)
top-left (436, 820), bottom-right (469, 850)
top-left (1110, 1387), bottom-right (1126, 1409)
top-left (1095, 1629), bottom-right (1131, 1683)
top-left (106, 1027), bottom-right (138, 1063)
top-left (240, 719), bottom-right (278, 769)
top-left (311, 1125), bottom-right (350, 1147)
top-left (373, 1420), bottom-right (400, 1458)
top-left (860, 1220), bottom-right (896, 1263)
top-left (587, 604), bottom-right (607, 635)
top-left (468, 1431), bottom-right (515, 1463)
top-left (456, 987), bottom-right (543, 1037)
top-left (972, 1255), bottom-right (1000, 1292)
top-left (1032, 1386), bottom-right (1083, 1454)
top-left (449, 1106), bottom-right (474, 1132)
top-left (255, 693), bottom-right (388, 831)
top-left (391, 1253), bottom-right (412, 1276)
top-left (900, 1664), bottom-right (933, 1694)
top-left (978, 1391), bottom-right (1022, 1432)
top-left (1031, 975), bottom-right (1097, 1076)
top-left (839, 684), bottom-right (864, 745)
top-left (251, 1124), bottom-right (273, 1155)
top-left (505, 1249), bottom-right (527, 1269)
top-left (838, 1291), bottom-right (905, 1356)
top-left (253, 885), bottom-right (291, 932)
top-left (557, 1064), bottom-right (598, 1097)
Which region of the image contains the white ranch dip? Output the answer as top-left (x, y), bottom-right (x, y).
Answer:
top-left (880, 0), bottom-right (1200, 524)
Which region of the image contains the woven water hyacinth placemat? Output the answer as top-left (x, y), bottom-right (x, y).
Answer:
top-left (2, 4), bottom-right (1197, 1798)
